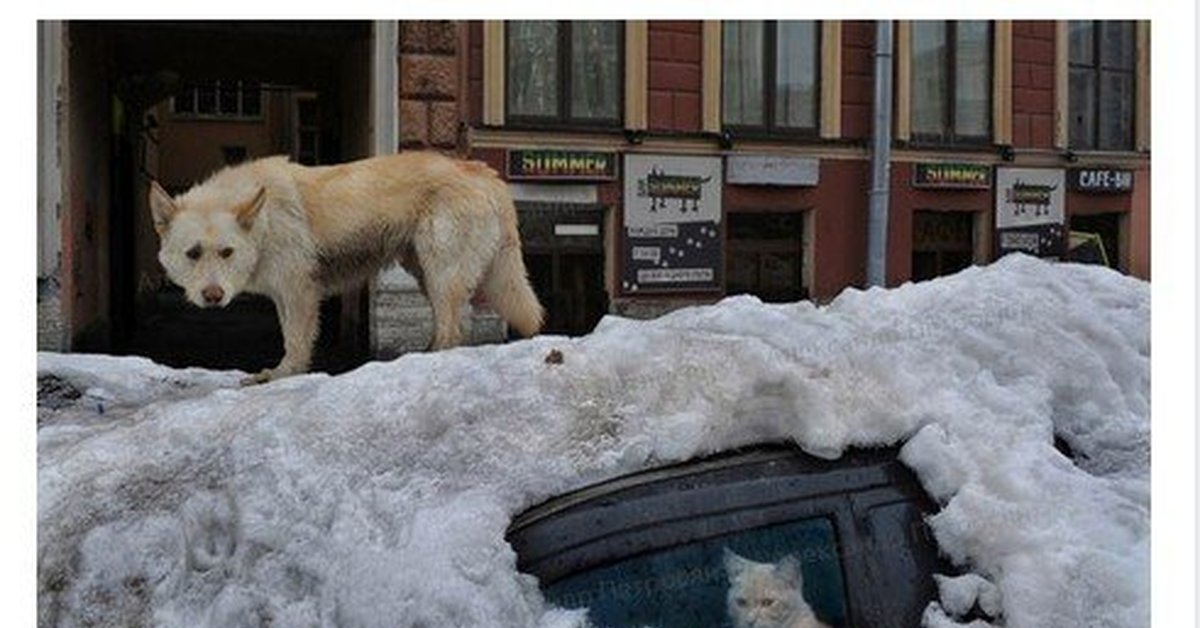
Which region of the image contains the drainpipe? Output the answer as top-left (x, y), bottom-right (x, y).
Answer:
top-left (866, 20), bottom-right (894, 288)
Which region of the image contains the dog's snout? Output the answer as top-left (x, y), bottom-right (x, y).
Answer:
top-left (202, 285), bottom-right (225, 305)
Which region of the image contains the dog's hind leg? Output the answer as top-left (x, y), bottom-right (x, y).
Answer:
top-left (413, 212), bottom-right (495, 351)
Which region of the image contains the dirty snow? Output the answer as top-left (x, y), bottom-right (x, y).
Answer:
top-left (37, 254), bottom-right (1150, 628)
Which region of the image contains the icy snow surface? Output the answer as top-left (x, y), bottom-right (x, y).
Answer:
top-left (37, 255), bottom-right (1149, 628)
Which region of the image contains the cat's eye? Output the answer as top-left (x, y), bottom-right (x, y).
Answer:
top-left (219, 247), bottom-right (234, 259)
top-left (735, 597), bottom-right (747, 607)
top-left (761, 599), bottom-right (776, 607)
top-left (186, 245), bottom-right (202, 261)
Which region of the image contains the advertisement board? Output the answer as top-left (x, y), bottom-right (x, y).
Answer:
top-left (622, 155), bottom-right (723, 293)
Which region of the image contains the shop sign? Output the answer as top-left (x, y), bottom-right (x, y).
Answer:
top-left (1069, 168), bottom-right (1133, 194)
top-left (995, 168), bottom-right (1067, 258)
top-left (912, 162), bottom-right (992, 190)
top-left (507, 149), bottom-right (618, 181)
top-left (622, 155), bottom-right (723, 293)
top-left (725, 155), bottom-right (819, 186)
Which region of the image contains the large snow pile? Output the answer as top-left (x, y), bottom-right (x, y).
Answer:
top-left (37, 255), bottom-right (1150, 628)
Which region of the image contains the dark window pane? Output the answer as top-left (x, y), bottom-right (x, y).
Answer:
top-left (911, 22), bottom-right (948, 137)
top-left (508, 21), bottom-right (560, 118)
top-left (954, 21), bottom-right (990, 138)
top-left (196, 86), bottom-right (216, 114)
top-left (774, 21), bottom-right (819, 129)
top-left (1100, 21), bottom-right (1135, 70)
top-left (219, 82), bottom-right (239, 115)
top-left (722, 21), bottom-right (765, 126)
top-left (570, 21), bottom-right (620, 121)
top-left (173, 89), bottom-right (194, 114)
top-left (242, 83), bottom-right (262, 117)
top-left (1068, 21), bottom-right (1094, 65)
top-left (1098, 70), bottom-right (1133, 150)
top-left (1068, 68), bottom-right (1097, 149)
top-left (297, 99), bottom-right (319, 126)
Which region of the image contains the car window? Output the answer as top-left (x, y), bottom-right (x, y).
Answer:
top-left (545, 516), bottom-right (848, 627)
top-left (508, 446), bottom-right (947, 628)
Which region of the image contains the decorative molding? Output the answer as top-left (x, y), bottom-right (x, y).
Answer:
top-left (482, 21), bottom-right (505, 126)
top-left (1135, 20), bottom-right (1150, 152)
top-left (895, 21), bottom-right (912, 142)
top-left (702, 21), bottom-right (722, 133)
top-left (820, 21), bottom-right (842, 139)
top-left (1053, 21), bottom-right (1068, 149)
top-left (993, 21), bottom-right (1013, 145)
top-left (625, 21), bottom-right (648, 131)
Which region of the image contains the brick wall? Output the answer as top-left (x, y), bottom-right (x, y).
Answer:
top-left (1012, 21), bottom-right (1056, 149)
top-left (647, 21), bottom-right (702, 132)
top-left (399, 21), bottom-right (461, 150)
top-left (841, 21), bottom-right (874, 140)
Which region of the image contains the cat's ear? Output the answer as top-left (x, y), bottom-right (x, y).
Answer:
top-left (775, 554), bottom-right (804, 589)
top-left (723, 548), bottom-right (753, 576)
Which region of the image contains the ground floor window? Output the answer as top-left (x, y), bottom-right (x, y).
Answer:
top-left (1067, 212), bottom-right (1123, 270)
top-left (518, 202), bottom-right (609, 336)
top-left (911, 210), bottom-right (975, 282)
top-left (726, 211), bottom-right (807, 302)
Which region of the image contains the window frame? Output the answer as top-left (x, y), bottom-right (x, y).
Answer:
top-left (721, 20), bottom-right (823, 138)
top-left (504, 20), bottom-right (625, 130)
top-left (1067, 20), bottom-right (1136, 151)
top-left (908, 21), bottom-right (994, 147)
top-left (171, 80), bottom-right (264, 121)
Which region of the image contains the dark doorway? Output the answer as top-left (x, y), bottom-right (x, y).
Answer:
top-left (726, 211), bottom-right (807, 302)
top-left (518, 203), bottom-right (609, 337)
top-left (1068, 212), bottom-right (1122, 271)
top-left (84, 21), bottom-right (374, 374)
top-left (911, 210), bottom-right (975, 282)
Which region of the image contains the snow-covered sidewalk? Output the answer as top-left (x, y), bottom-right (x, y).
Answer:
top-left (37, 254), bottom-right (1149, 628)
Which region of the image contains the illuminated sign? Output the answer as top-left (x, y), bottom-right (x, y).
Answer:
top-left (912, 163), bottom-right (992, 190)
top-left (506, 150), bottom-right (617, 181)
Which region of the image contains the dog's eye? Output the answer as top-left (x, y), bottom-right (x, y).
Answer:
top-left (219, 247), bottom-right (234, 259)
top-left (186, 245), bottom-right (202, 261)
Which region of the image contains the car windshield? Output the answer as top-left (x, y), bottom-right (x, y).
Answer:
top-left (545, 516), bottom-right (848, 628)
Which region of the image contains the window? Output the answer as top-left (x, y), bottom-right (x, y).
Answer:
top-left (726, 212), bottom-right (807, 302)
top-left (172, 81), bottom-right (263, 119)
top-left (911, 211), bottom-right (975, 282)
top-left (506, 21), bottom-right (622, 126)
top-left (910, 21), bottom-right (992, 144)
top-left (1068, 21), bottom-right (1135, 151)
top-left (507, 446), bottom-right (946, 628)
top-left (723, 21), bottom-right (820, 133)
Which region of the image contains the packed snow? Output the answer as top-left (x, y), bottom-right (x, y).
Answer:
top-left (37, 254), bottom-right (1150, 628)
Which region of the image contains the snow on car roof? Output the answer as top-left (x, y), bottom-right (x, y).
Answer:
top-left (37, 254), bottom-right (1149, 628)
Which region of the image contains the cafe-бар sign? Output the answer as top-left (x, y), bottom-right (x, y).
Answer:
top-left (507, 149), bottom-right (618, 181)
top-left (912, 162), bottom-right (992, 190)
top-left (1069, 168), bottom-right (1133, 194)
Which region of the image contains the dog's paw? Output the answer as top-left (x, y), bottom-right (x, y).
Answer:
top-left (240, 369), bottom-right (275, 386)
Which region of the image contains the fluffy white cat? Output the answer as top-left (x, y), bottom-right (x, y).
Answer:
top-left (723, 549), bottom-right (831, 628)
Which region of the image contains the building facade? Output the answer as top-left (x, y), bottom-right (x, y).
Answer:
top-left (37, 20), bottom-right (1151, 369)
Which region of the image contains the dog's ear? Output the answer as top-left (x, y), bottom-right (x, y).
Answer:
top-left (148, 181), bottom-right (177, 236)
top-left (235, 187), bottom-right (267, 231)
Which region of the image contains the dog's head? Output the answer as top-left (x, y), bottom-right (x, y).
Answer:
top-left (148, 181), bottom-right (265, 308)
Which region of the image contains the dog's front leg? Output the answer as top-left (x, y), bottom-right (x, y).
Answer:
top-left (242, 284), bottom-right (321, 386)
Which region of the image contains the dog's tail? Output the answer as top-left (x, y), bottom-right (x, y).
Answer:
top-left (482, 239), bottom-right (544, 338)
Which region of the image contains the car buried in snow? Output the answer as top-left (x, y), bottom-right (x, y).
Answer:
top-left (507, 444), bottom-right (967, 628)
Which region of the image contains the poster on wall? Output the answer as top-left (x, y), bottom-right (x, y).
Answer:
top-left (995, 168), bottom-right (1067, 259)
top-left (622, 155), bottom-right (723, 293)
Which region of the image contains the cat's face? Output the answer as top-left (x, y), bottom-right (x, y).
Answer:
top-left (724, 550), bottom-right (812, 628)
